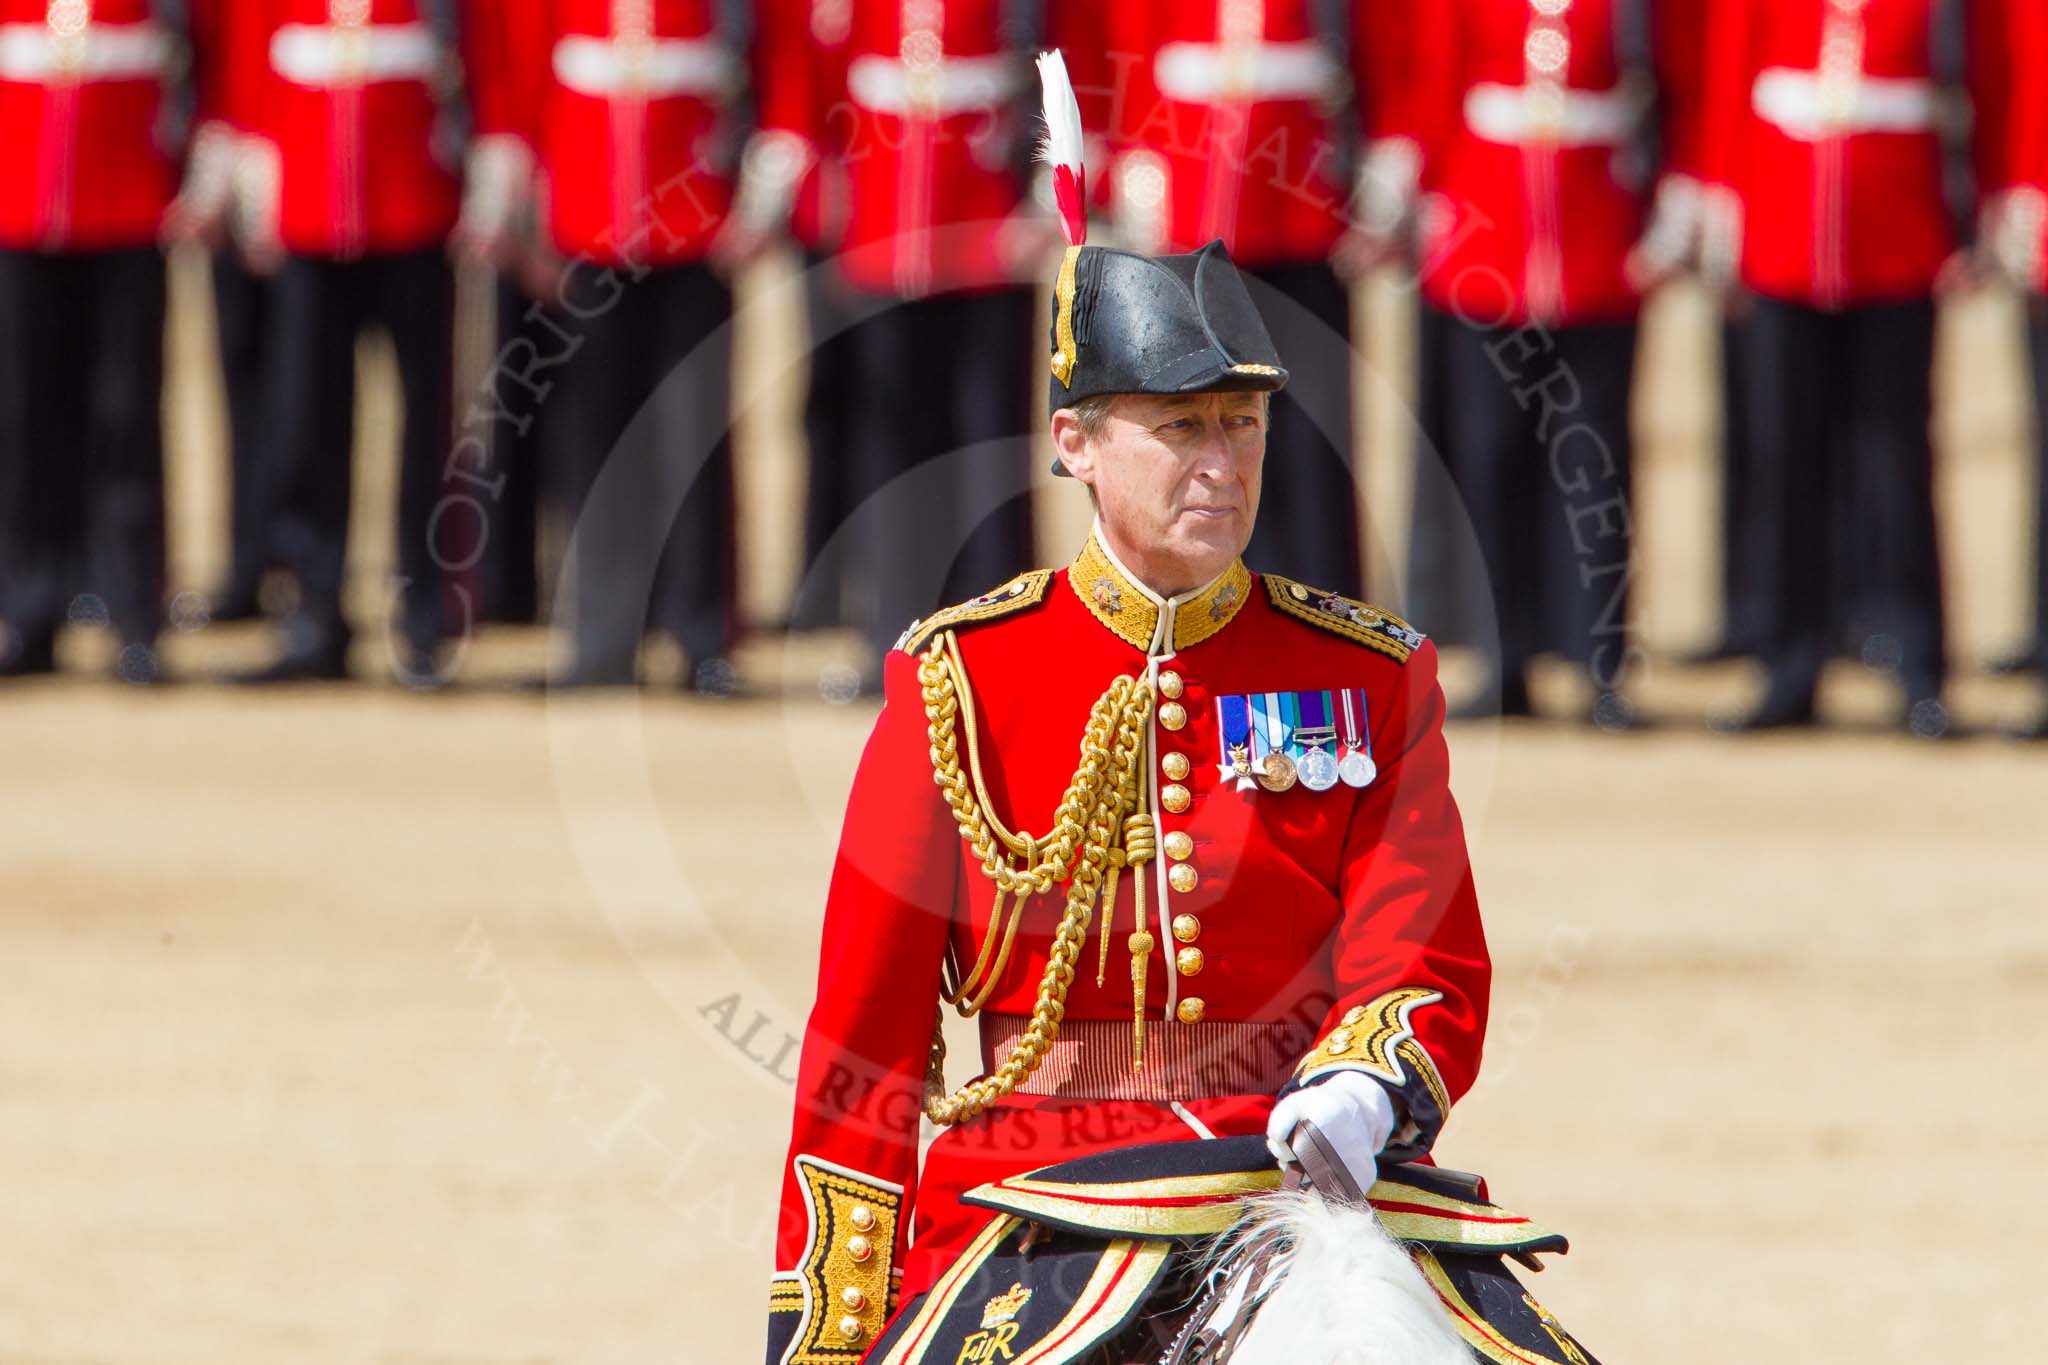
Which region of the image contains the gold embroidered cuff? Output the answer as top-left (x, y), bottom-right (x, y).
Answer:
top-left (783, 1156), bottom-right (906, 1364)
top-left (1293, 988), bottom-right (1450, 1148)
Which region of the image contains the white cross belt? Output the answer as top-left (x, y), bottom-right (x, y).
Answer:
top-left (270, 22), bottom-right (438, 87)
top-left (1462, 82), bottom-right (1639, 147)
top-left (1751, 68), bottom-right (1937, 140)
top-left (1152, 38), bottom-right (1338, 103)
top-left (845, 51), bottom-right (1021, 116)
top-left (551, 35), bottom-right (738, 98)
top-left (0, 22), bottom-right (169, 82)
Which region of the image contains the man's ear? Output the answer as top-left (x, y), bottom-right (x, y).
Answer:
top-left (1049, 407), bottom-right (1094, 484)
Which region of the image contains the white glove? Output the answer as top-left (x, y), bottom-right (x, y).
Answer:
top-left (1265, 1072), bottom-right (1398, 1191)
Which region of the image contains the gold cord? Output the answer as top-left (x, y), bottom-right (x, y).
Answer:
top-left (917, 632), bottom-right (1154, 1126)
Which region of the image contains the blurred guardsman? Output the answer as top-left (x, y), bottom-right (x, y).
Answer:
top-left (759, 0), bottom-right (1059, 683)
top-left (0, 0), bottom-right (186, 683)
top-left (213, 0), bottom-right (467, 684)
top-left (484, 0), bottom-right (765, 690)
top-left (1406, 0), bottom-right (1663, 725)
top-left (1983, 0), bottom-right (2048, 736)
top-left (1701, 0), bottom-right (1981, 735)
top-left (1099, 0), bottom-right (1369, 597)
top-left (1656, 0), bottom-right (1764, 665)
top-left (760, 54), bottom-right (1558, 1365)
top-left (755, 0), bottom-right (864, 635)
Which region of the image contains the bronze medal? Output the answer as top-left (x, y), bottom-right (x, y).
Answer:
top-left (1256, 751), bottom-right (1298, 792)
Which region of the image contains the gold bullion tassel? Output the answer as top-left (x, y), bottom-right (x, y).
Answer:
top-left (1097, 846), bottom-right (1127, 988)
top-left (916, 632), bottom-right (1153, 1126)
top-left (1122, 813), bottom-right (1156, 1069)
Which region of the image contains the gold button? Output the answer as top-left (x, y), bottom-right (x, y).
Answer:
top-left (841, 1287), bottom-right (867, 1312)
top-left (1158, 670), bottom-right (1184, 699)
top-left (1176, 997), bottom-right (1206, 1024)
top-left (1326, 1029), bottom-right (1354, 1053)
top-left (838, 1316), bottom-right (864, 1341)
top-left (1161, 783), bottom-right (1191, 813)
top-left (1171, 913), bottom-right (1201, 943)
top-left (1163, 830), bottom-right (1194, 861)
top-left (1159, 701), bottom-right (1187, 731)
top-left (1168, 863), bottom-right (1198, 894)
top-left (1289, 583), bottom-right (1309, 601)
top-left (849, 1203), bottom-right (876, 1232)
top-left (1176, 946), bottom-right (1205, 976)
top-left (1161, 751), bottom-right (1191, 781)
top-left (846, 1234), bottom-right (872, 1262)
top-left (1342, 1005), bottom-right (1366, 1026)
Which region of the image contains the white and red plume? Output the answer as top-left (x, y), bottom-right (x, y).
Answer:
top-left (1036, 50), bottom-right (1087, 247)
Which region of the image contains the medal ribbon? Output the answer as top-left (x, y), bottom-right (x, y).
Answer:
top-left (1262, 692), bottom-right (1291, 763)
top-left (1218, 693), bottom-right (1254, 788)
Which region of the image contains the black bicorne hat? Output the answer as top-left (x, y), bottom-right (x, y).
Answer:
top-left (1045, 239), bottom-right (1289, 473)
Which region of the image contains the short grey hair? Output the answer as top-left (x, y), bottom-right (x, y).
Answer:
top-left (1063, 390), bottom-right (1271, 438)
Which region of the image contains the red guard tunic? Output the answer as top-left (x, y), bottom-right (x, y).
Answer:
top-left (801, 0), bottom-right (1032, 297)
top-left (765, 531), bottom-right (1490, 1363)
top-left (754, 0), bottom-right (855, 253)
top-left (1410, 0), bottom-right (1651, 328)
top-left (1698, 0), bottom-right (1967, 309)
top-left (214, 0), bottom-right (460, 258)
top-left (1987, 0), bottom-right (2048, 289)
top-left (491, 0), bottom-right (748, 267)
top-left (1102, 0), bottom-right (1352, 264)
top-left (0, 0), bottom-right (179, 250)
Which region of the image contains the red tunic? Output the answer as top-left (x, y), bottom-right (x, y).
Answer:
top-left (1987, 0), bottom-right (2048, 288)
top-left (1102, 0), bottom-right (1352, 265)
top-left (0, 0), bottom-right (179, 251)
top-left (765, 532), bottom-right (1490, 1363)
top-left (214, 0), bottom-right (459, 259)
top-left (489, 0), bottom-right (747, 267)
top-left (1410, 0), bottom-right (1651, 327)
top-left (753, 0), bottom-right (854, 252)
top-left (1699, 0), bottom-right (1969, 309)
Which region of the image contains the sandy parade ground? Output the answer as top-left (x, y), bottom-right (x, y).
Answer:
top-left (3, 253), bottom-right (2046, 1363)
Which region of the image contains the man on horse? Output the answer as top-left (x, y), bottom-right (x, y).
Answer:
top-left (765, 52), bottom-right (1597, 1365)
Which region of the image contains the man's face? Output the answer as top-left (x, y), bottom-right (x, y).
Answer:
top-left (1055, 391), bottom-right (1267, 587)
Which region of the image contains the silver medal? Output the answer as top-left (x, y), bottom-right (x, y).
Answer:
top-left (1339, 750), bottom-right (1376, 788)
top-left (1298, 745), bottom-right (1340, 791)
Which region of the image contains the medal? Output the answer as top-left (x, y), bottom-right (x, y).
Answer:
top-left (1338, 687), bottom-right (1377, 788)
top-left (1257, 751), bottom-right (1298, 792)
top-left (1217, 693), bottom-right (1255, 789)
top-left (1294, 689), bottom-right (1341, 792)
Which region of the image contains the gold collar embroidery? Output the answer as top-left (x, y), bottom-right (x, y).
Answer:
top-left (1068, 525), bottom-right (1252, 656)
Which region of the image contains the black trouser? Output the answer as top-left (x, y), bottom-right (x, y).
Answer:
top-left (788, 249), bottom-right (864, 631)
top-left (264, 249), bottom-right (454, 653)
top-left (842, 285), bottom-right (1036, 665)
top-left (1407, 299), bottom-right (1492, 649)
top-left (1717, 308), bottom-right (1766, 654)
top-left (1429, 306), bottom-right (1638, 687)
top-left (1241, 261), bottom-right (1363, 595)
top-left (557, 260), bottom-right (737, 675)
top-left (1739, 295), bottom-right (1945, 695)
top-left (0, 247), bottom-right (167, 647)
top-left (474, 272), bottom-right (548, 625)
top-left (213, 248), bottom-right (275, 605)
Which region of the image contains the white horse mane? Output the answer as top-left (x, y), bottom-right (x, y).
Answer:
top-left (1192, 1190), bottom-right (1470, 1365)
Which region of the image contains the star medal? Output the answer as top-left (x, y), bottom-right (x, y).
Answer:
top-left (1294, 689), bottom-right (1341, 791)
top-left (1338, 686), bottom-right (1377, 788)
top-left (1217, 693), bottom-right (1256, 790)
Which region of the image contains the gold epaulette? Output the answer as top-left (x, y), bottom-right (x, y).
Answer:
top-left (895, 570), bottom-right (1054, 655)
top-left (1262, 574), bottom-right (1428, 664)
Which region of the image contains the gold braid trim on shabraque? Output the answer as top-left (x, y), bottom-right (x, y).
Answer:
top-left (918, 630), bottom-right (1157, 1126)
